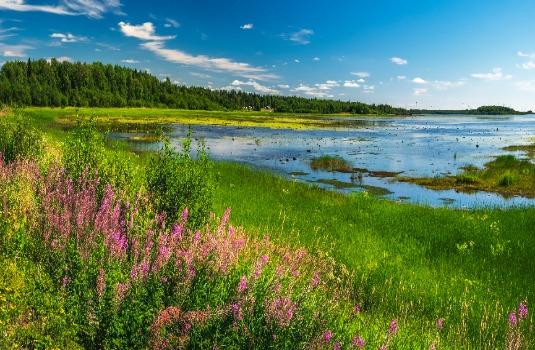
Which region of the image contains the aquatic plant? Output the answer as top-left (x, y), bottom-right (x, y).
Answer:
top-left (310, 155), bottom-right (352, 172)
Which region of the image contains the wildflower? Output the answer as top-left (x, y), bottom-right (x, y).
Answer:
top-left (61, 275), bottom-right (71, 288)
top-left (354, 304), bottom-right (362, 314)
top-left (311, 271), bottom-right (321, 288)
top-left (388, 319), bottom-right (398, 335)
top-left (333, 342), bottom-right (341, 350)
top-left (323, 330), bottom-right (333, 343)
top-left (429, 343), bottom-right (436, 350)
top-left (436, 317), bottom-right (444, 330)
top-left (519, 302), bottom-right (528, 319)
top-left (231, 303), bottom-right (243, 321)
top-left (508, 311), bottom-right (518, 327)
top-left (96, 268), bottom-right (106, 298)
top-left (266, 296), bottom-right (297, 328)
top-left (379, 345), bottom-right (387, 350)
top-left (115, 282), bottom-right (129, 302)
top-left (237, 275), bottom-right (248, 293)
top-left (352, 335), bottom-right (365, 348)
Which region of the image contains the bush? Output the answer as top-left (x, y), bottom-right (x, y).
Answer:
top-left (62, 118), bottom-right (144, 196)
top-left (0, 115), bottom-right (42, 164)
top-left (62, 117), bottom-right (105, 180)
top-left (498, 171), bottom-right (517, 187)
top-left (147, 131), bottom-right (214, 229)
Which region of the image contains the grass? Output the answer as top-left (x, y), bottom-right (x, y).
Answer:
top-left (213, 161), bottom-right (535, 346)
top-left (400, 155), bottom-right (535, 198)
top-left (22, 106), bottom-right (391, 131)
top-left (503, 142), bottom-right (535, 159)
top-left (3, 107), bottom-right (535, 348)
top-left (310, 155), bottom-right (352, 172)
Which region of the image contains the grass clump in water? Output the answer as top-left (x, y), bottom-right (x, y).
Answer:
top-left (310, 155), bottom-right (352, 172)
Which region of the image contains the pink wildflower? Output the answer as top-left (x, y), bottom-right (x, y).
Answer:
top-left (96, 268), bottom-right (106, 298)
top-left (352, 336), bottom-right (365, 348)
top-left (508, 312), bottom-right (518, 327)
top-left (388, 319), bottom-right (398, 335)
top-left (311, 271), bottom-right (320, 288)
top-left (354, 304), bottom-right (362, 314)
top-left (237, 275), bottom-right (248, 293)
top-left (333, 342), bottom-right (341, 350)
top-left (436, 317), bottom-right (444, 330)
top-left (519, 302), bottom-right (528, 319)
top-left (323, 330), bottom-right (333, 343)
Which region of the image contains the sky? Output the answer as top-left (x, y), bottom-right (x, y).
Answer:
top-left (1, 0), bottom-right (535, 110)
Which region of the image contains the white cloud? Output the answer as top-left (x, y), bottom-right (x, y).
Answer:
top-left (0, 0), bottom-right (123, 18)
top-left (343, 80), bottom-right (360, 88)
top-left (121, 59), bottom-right (139, 64)
top-left (141, 41), bottom-right (275, 80)
top-left (518, 61), bottom-right (535, 70)
top-left (96, 42), bottom-right (120, 51)
top-left (288, 28), bottom-right (313, 45)
top-left (432, 80), bottom-right (465, 90)
top-left (120, 21), bottom-right (276, 80)
top-left (240, 23), bottom-right (253, 30)
top-left (50, 32), bottom-right (87, 43)
top-left (118, 21), bottom-right (175, 41)
top-left (313, 57), bottom-right (320, 61)
top-left (351, 71), bottom-right (370, 78)
top-left (221, 85), bottom-right (241, 91)
top-left (397, 75), bottom-right (406, 80)
top-left (294, 59), bottom-right (300, 63)
top-left (362, 85), bottom-right (375, 93)
top-left (278, 84), bottom-right (289, 89)
top-left (230, 79), bottom-right (279, 94)
top-left (412, 77), bottom-right (427, 84)
top-left (518, 51), bottom-right (535, 58)
top-left (164, 18), bottom-right (180, 28)
top-left (390, 56), bottom-right (408, 65)
top-left (471, 68), bottom-right (512, 81)
top-left (292, 83), bottom-right (333, 98)
top-left (315, 80), bottom-right (339, 90)
top-left (0, 26), bottom-right (19, 39)
top-left (0, 43), bottom-right (32, 57)
top-left (413, 88), bottom-right (428, 96)
top-left (47, 56), bottom-right (71, 63)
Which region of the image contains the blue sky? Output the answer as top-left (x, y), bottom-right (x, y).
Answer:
top-left (1, 0), bottom-right (535, 109)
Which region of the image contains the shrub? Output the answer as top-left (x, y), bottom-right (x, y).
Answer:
top-left (310, 155), bottom-right (352, 172)
top-left (455, 173), bottom-right (479, 184)
top-left (147, 131), bottom-right (214, 229)
top-left (0, 115), bottom-right (42, 164)
top-left (62, 117), bottom-right (105, 180)
top-left (62, 118), bottom-right (144, 196)
top-left (498, 171), bottom-right (517, 187)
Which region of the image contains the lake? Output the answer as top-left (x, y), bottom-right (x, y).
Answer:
top-left (110, 114), bottom-right (535, 208)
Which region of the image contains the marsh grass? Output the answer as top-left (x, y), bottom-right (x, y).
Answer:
top-left (310, 155), bottom-right (352, 172)
top-left (402, 154), bottom-right (535, 198)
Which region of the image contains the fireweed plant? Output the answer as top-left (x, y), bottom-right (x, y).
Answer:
top-left (0, 120), bottom-right (532, 349)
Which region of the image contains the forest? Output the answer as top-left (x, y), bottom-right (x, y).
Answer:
top-left (0, 59), bottom-right (408, 115)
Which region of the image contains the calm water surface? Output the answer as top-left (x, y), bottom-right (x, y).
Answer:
top-left (111, 114), bottom-right (535, 208)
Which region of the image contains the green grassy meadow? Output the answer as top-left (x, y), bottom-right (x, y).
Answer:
top-left (1, 107), bottom-right (534, 349)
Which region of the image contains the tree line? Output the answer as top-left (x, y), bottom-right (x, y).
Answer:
top-left (0, 59), bottom-right (409, 115)
top-left (411, 106), bottom-right (528, 115)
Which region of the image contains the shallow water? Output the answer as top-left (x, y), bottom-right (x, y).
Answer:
top-left (110, 114), bottom-right (535, 208)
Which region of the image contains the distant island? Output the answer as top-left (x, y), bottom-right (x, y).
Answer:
top-left (411, 106), bottom-right (532, 115)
